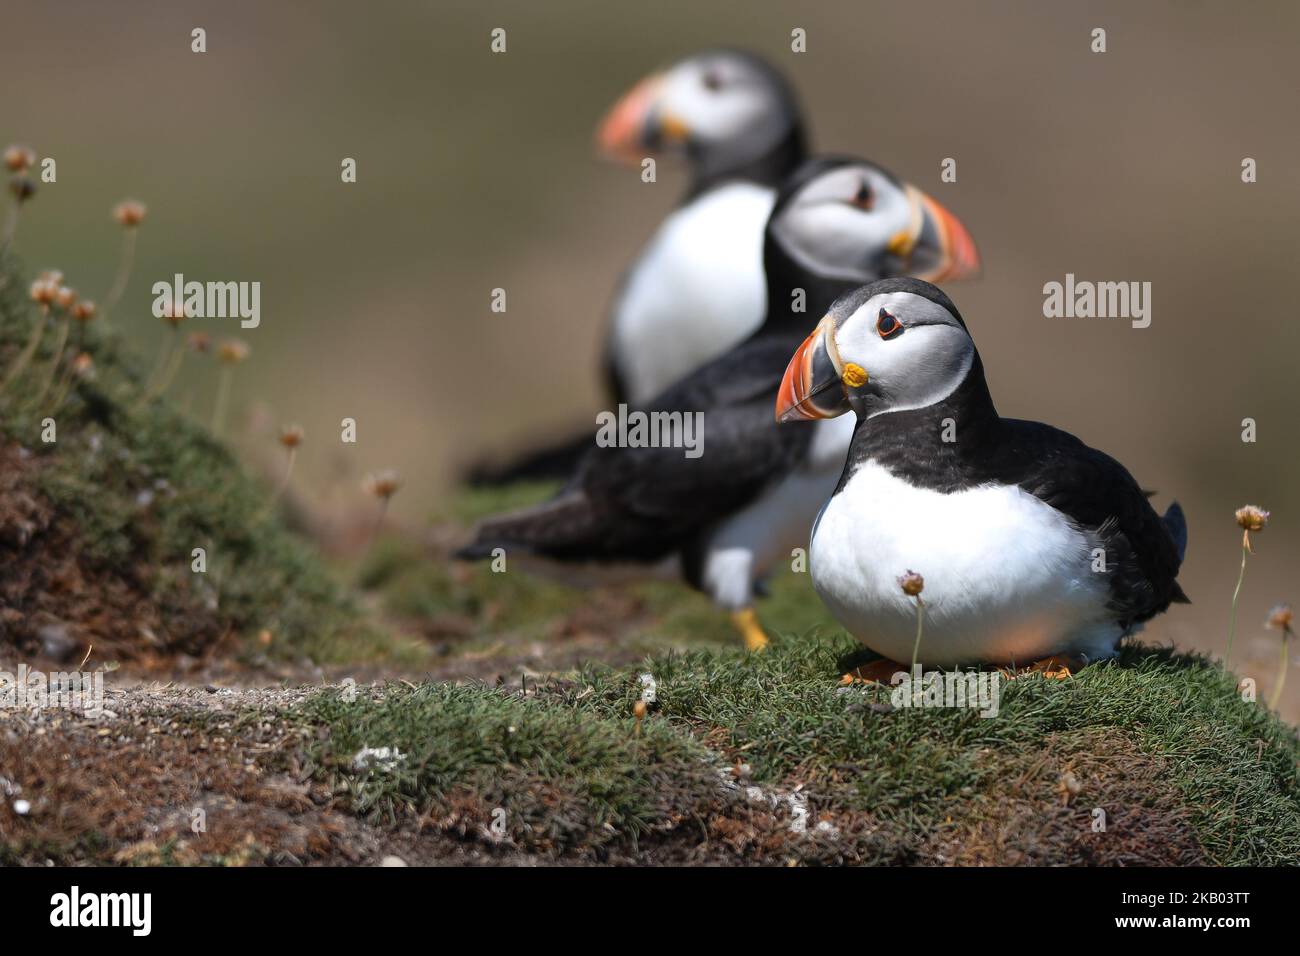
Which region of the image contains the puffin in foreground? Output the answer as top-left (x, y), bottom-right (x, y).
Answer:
top-left (776, 278), bottom-right (1188, 669)
top-left (456, 162), bottom-right (979, 651)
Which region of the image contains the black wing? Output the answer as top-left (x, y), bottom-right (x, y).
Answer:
top-left (458, 333), bottom-right (811, 565)
top-left (996, 419), bottom-right (1187, 627)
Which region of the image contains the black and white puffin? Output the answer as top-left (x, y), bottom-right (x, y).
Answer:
top-left (599, 49), bottom-right (808, 405)
top-left (466, 50), bottom-right (808, 485)
top-left (456, 162), bottom-right (980, 651)
top-left (775, 278), bottom-right (1188, 668)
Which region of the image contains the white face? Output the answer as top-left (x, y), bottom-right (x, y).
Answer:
top-left (769, 165), bottom-right (915, 282)
top-left (832, 291), bottom-right (974, 418)
top-left (658, 53), bottom-right (791, 150)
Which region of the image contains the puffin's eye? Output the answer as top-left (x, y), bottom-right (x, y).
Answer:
top-left (876, 308), bottom-right (902, 338)
top-left (850, 181), bottom-right (874, 210)
top-left (702, 69), bottom-right (724, 91)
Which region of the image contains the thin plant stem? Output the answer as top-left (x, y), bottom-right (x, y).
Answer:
top-left (1268, 631), bottom-right (1290, 711)
top-left (30, 315), bottom-right (70, 409)
top-left (101, 227), bottom-right (138, 326)
top-left (1, 305), bottom-right (50, 392)
top-left (49, 361), bottom-right (78, 412)
top-left (256, 449), bottom-right (297, 522)
top-left (142, 338), bottom-right (186, 403)
top-left (212, 366), bottom-right (233, 435)
top-left (143, 328), bottom-right (176, 392)
top-left (1225, 539), bottom-right (1249, 668)
top-left (910, 595), bottom-right (925, 675)
top-left (356, 499), bottom-right (391, 586)
top-left (0, 202), bottom-right (21, 257)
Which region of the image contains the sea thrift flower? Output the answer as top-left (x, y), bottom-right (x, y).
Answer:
top-left (102, 199), bottom-right (146, 324)
top-left (186, 331), bottom-right (210, 353)
top-left (899, 570), bottom-right (926, 676)
top-left (259, 425), bottom-right (305, 518)
top-left (33, 279), bottom-right (78, 407)
top-left (72, 300), bottom-right (97, 323)
top-left (363, 470), bottom-right (401, 501)
top-left (217, 339), bottom-right (250, 365)
top-left (2, 278), bottom-right (57, 391)
top-left (29, 279), bottom-right (57, 305)
top-left (1266, 604), bottom-right (1293, 631)
top-left (279, 424), bottom-right (305, 449)
top-left (211, 339), bottom-right (250, 437)
top-left (1, 171), bottom-right (36, 255)
top-left (112, 199), bottom-right (147, 227)
top-left (1226, 505), bottom-right (1270, 668)
top-left (140, 302), bottom-right (188, 404)
top-left (898, 570), bottom-right (925, 597)
top-left (3, 145), bottom-right (35, 172)
top-left (1235, 505), bottom-right (1269, 540)
top-left (357, 470), bottom-right (402, 582)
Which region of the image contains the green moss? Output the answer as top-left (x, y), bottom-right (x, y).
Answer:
top-left (0, 251), bottom-right (402, 664)
top-left (295, 681), bottom-right (719, 852)
top-left (281, 630), bottom-right (1299, 864)
top-left (567, 634), bottom-right (1300, 864)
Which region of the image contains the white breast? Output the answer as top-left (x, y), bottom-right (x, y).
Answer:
top-left (611, 182), bottom-right (774, 404)
top-left (701, 416), bottom-right (855, 610)
top-left (809, 462), bottom-right (1121, 666)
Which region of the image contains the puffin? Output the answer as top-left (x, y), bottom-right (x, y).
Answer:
top-left (468, 50), bottom-right (808, 485)
top-left (456, 160), bottom-right (980, 651)
top-left (599, 49), bottom-right (809, 405)
top-left (775, 278), bottom-right (1188, 668)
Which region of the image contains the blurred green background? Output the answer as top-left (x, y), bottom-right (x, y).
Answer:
top-left (5, 0), bottom-right (1299, 701)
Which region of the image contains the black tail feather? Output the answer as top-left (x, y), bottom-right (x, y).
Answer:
top-left (462, 431), bottom-right (592, 487)
top-left (453, 492), bottom-right (597, 563)
top-left (1162, 501), bottom-right (1188, 565)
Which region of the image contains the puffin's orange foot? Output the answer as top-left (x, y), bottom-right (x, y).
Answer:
top-left (840, 658), bottom-right (909, 685)
top-left (729, 607), bottom-right (770, 652)
top-left (1004, 654), bottom-right (1088, 680)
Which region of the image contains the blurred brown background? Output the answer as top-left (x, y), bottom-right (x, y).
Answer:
top-left (5, 0), bottom-right (1299, 707)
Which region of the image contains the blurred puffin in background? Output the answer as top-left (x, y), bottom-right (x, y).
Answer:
top-left (598, 49), bottom-right (808, 404)
top-left (776, 278), bottom-right (1187, 670)
top-left (469, 50), bottom-right (807, 484)
top-left (457, 159), bottom-right (979, 651)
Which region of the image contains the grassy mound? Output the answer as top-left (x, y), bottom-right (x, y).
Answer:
top-left (0, 251), bottom-right (392, 664)
top-left (363, 481), bottom-right (841, 670)
top-left (294, 634), bottom-right (1300, 865)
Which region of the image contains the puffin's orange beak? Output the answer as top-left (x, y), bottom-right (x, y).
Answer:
top-left (776, 317), bottom-right (852, 423)
top-left (916, 191), bottom-right (981, 282)
top-left (596, 72), bottom-right (665, 164)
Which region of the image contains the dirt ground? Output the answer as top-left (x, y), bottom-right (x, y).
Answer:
top-left (0, 676), bottom-right (860, 866)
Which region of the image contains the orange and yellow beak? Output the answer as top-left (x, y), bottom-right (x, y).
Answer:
top-left (597, 73), bottom-right (667, 163)
top-left (915, 191), bottom-right (981, 282)
top-left (775, 316), bottom-right (855, 423)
